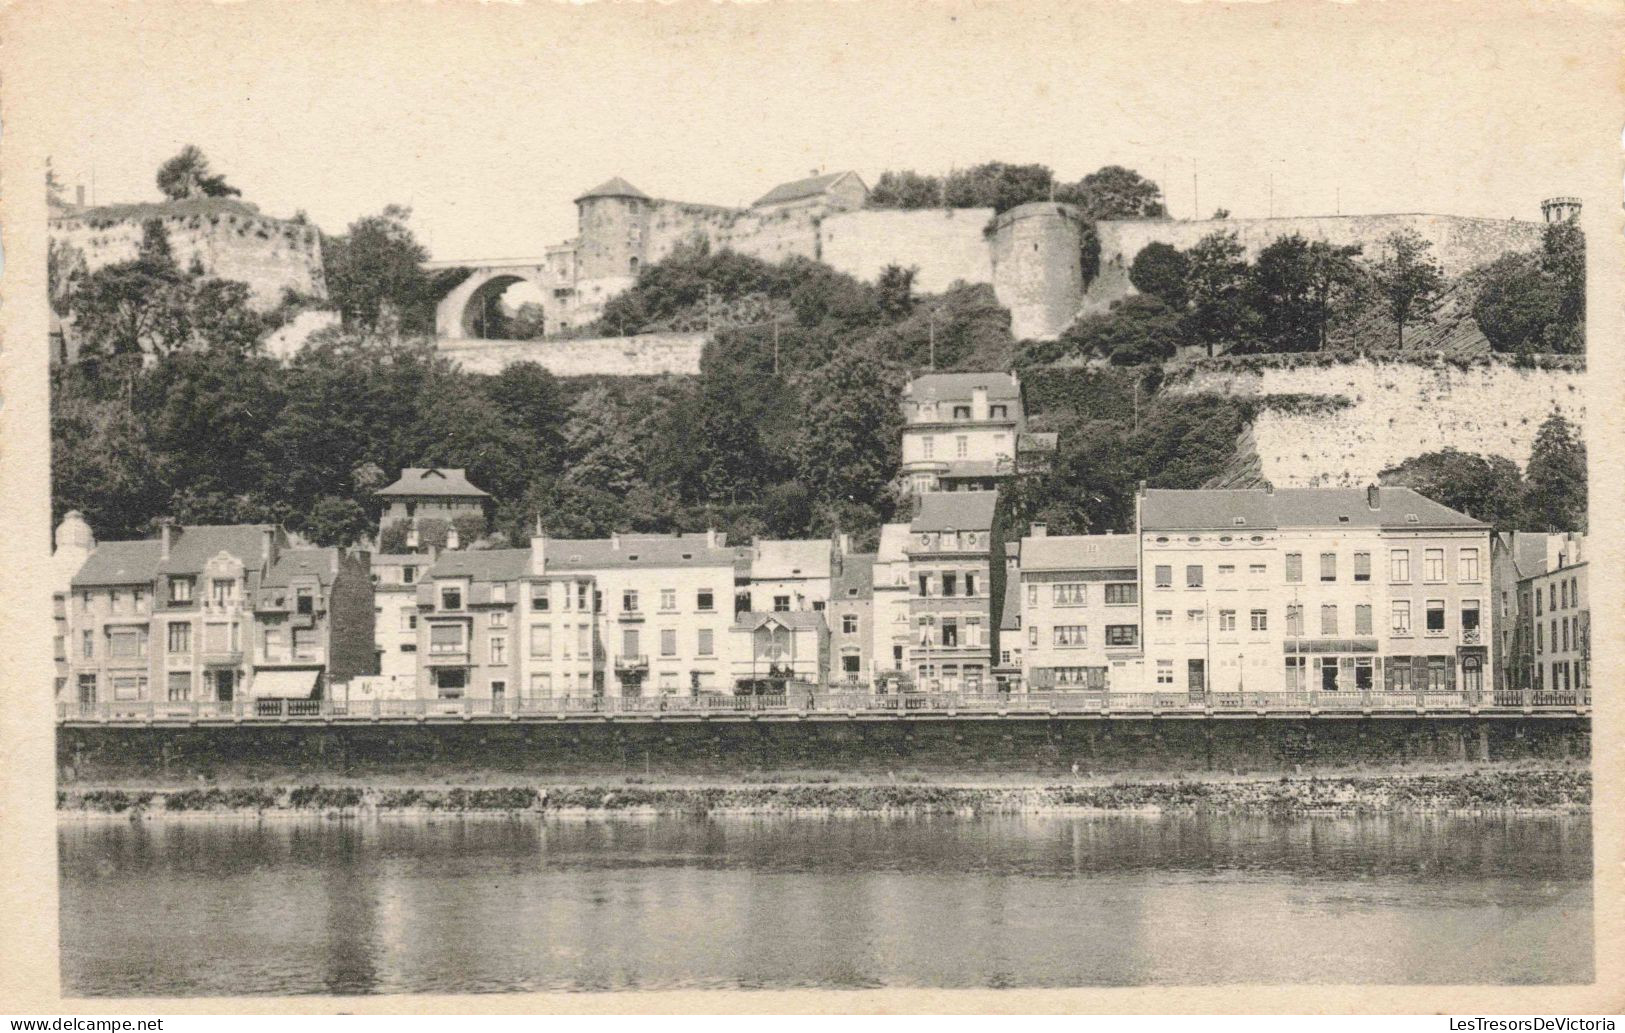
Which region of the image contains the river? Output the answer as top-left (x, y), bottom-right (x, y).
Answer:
top-left (59, 811), bottom-right (1592, 994)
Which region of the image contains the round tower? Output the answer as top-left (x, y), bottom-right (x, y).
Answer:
top-left (52, 510), bottom-right (96, 593)
top-left (574, 176), bottom-right (653, 282)
top-left (988, 202), bottom-right (1089, 341)
top-left (1541, 196), bottom-right (1582, 224)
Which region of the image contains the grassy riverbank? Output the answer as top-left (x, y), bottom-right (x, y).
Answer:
top-left (57, 767), bottom-right (1590, 817)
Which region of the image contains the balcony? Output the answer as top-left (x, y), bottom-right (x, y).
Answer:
top-left (614, 654), bottom-right (649, 672)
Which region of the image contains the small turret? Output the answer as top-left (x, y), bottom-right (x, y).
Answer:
top-left (1542, 197), bottom-right (1581, 224)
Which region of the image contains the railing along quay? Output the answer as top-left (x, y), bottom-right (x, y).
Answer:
top-left (57, 688), bottom-right (1591, 725)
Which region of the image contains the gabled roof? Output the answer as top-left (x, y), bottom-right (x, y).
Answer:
top-left (375, 468), bottom-right (490, 498)
top-left (733, 610), bottom-right (828, 632)
top-left (1498, 531), bottom-right (1553, 579)
top-left (574, 177), bottom-right (650, 203)
top-left (905, 371), bottom-right (1021, 404)
top-left (262, 549), bottom-right (338, 587)
top-left (752, 171), bottom-right (864, 208)
top-left (158, 525), bottom-right (275, 576)
top-left (1139, 488), bottom-right (1485, 532)
top-left (71, 540), bottom-right (164, 587)
top-left (752, 539), bottom-right (832, 581)
top-left (427, 548), bottom-right (534, 582)
top-left (910, 490), bottom-right (999, 533)
top-left (1020, 534), bottom-right (1138, 572)
top-left (875, 523), bottom-right (912, 564)
top-left (542, 533), bottom-right (738, 571)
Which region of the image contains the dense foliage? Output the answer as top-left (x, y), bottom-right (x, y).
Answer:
top-left (867, 162), bottom-right (1167, 218)
top-left (1471, 221), bottom-right (1586, 354)
top-left (155, 145), bottom-right (241, 201)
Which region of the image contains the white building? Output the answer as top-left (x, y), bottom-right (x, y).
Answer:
top-left (899, 372), bottom-right (1025, 494)
top-left (1017, 527), bottom-right (1143, 692)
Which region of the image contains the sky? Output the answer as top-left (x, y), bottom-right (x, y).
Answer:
top-left (18, 0), bottom-right (1620, 261)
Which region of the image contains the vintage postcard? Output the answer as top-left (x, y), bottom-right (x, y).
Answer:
top-left (0, 0), bottom-right (1620, 1015)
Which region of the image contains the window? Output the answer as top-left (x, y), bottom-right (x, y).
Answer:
top-left (1560, 580), bottom-right (1568, 609)
top-left (1249, 563), bottom-right (1267, 578)
top-left (529, 672), bottom-right (553, 698)
top-left (1028, 626), bottom-right (1038, 646)
top-left (1104, 583), bottom-right (1137, 605)
top-left (922, 436), bottom-right (935, 459)
top-left (1155, 565), bottom-right (1173, 589)
top-left (489, 636), bottom-right (507, 665)
top-left (697, 628), bottom-right (714, 656)
top-left (489, 611), bottom-right (508, 629)
top-left (295, 587), bottom-right (315, 615)
top-left (622, 590), bottom-right (639, 613)
top-left (1535, 590), bottom-right (1543, 616)
top-left (1549, 584), bottom-right (1557, 611)
top-left (532, 585), bottom-right (550, 611)
top-left (434, 667), bottom-right (466, 698)
top-left (1105, 625), bottom-right (1137, 647)
top-left (577, 624), bottom-right (591, 656)
top-left (1388, 658), bottom-right (1413, 693)
top-left (167, 622), bottom-right (191, 654)
top-left (941, 620), bottom-right (959, 647)
top-left (1424, 548), bottom-right (1444, 582)
top-left (660, 589), bottom-right (676, 611)
top-left (441, 587), bottom-right (462, 610)
top-left (956, 436), bottom-right (968, 459)
top-left (1186, 608), bottom-right (1205, 626)
top-left (1320, 552), bottom-right (1337, 582)
top-left (530, 625), bottom-right (551, 658)
top-left (168, 576), bottom-right (193, 604)
top-left (1426, 656), bottom-right (1450, 693)
top-left (1217, 564), bottom-right (1236, 586)
top-left (167, 671), bottom-right (190, 702)
top-left (401, 609), bottom-right (417, 632)
top-left (211, 578), bottom-right (234, 605)
top-left (1156, 660), bottom-right (1174, 685)
top-left (110, 589), bottom-right (124, 614)
top-left (1250, 609), bottom-right (1268, 632)
top-left (943, 573), bottom-right (959, 597)
top-left (697, 589), bottom-right (714, 612)
top-left (1320, 605), bottom-right (1338, 635)
top-left (990, 404), bottom-right (1008, 419)
top-left (108, 627), bottom-right (147, 660)
top-left (1053, 625), bottom-right (1087, 647)
top-left (112, 675), bottom-right (147, 701)
top-left (773, 595), bottom-right (791, 612)
top-left (430, 624), bottom-right (465, 654)
top-left (1285, 553), bottom-right (1303, 583)
top-left (263, 628), bottom-right (286, 661)
top-left (965, 573), bottom-right (977, 596)
top-left (1218, 609), bottom-right (1237, 633)
top-left (292, 628), bottom-right (319, 660)
top-left (1462, 600), bottom-right (1481, 636)
top-left (842, 654), bottom-right (861, 675)
top-left (1320, 658), bottom-right (1339, 692)
top-left (622, 629), bottom-right (640, 657)
top-left (1391, 549), bottom-right (1411, 582)
top-left (1425, 599), bottom-right (1446, 634)
top-left (1286, 605), bottom-right (1304, 636)
top-left (660, 629), bottom-right (677, 657)
top-left (133, 588), bottom-right (146, 613)
top-left (77, 673), bottom-right (97, 703)
top-left (952, 404), bottom-right (971, 420)
top-left (80, 591), bottom-right (91, 613)
top-left (1392, 600), bottom-right (1412, 634)
top-left (1284, 657), bottom-right (1306, 691)
top-left (842, 614), bottom-right (858, 634)
top-left (1185, 565), bottom-right (1203, 588)
top-left (1027, 583), bottom-right (1038, 606)
top-left (1155, 609), bottom-right (1173, 630)
top-left (1459, 547), bottom-right (1481, 582)
top-left (1561, 617), bottom-right (1569, 652)
top-left (1537, 623), bottom-right (1544, 652)
top-left (402, 566), bottom-right (417, 585)
top-left (491, 583), bottom-right (508, 604)
top-left (1354, 552), bottom-right (1371, 583)
top-left (1053, 583), bottom-right (1085, 606)
top-left (1355, 604), bottom-right (1373, 636)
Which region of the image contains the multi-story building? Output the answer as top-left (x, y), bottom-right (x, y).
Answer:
top-left (375, 467), bottom-right (490, 533)
top-left (1491, 531), bottom-right (1553, 693)
top-left (1518, 533), bottom-right (1588, 697)
top-left (1017, 526), bottom-right (1143, 693)
top-left (746, 539), bottom-right (835, 613)
top-left (729, 612), bottom-right (830, 689)
top-left (52, 512), bottom-right (98, 702)
top-left (251, 544), bottom-right (377, 700)
top-left (899, 372), bottom-right (1025, 494)
top-left (905, 491), bottom-right (1003, 692)
top-left (994, 541), bottom-right (1023, 692)
top-left (1138, 486), bottom-right (1491, 698)
top-left (370, 552), bottom-right (430, 690)
top-left (828, 552), bottom-right (874, 686)
top-left (871, 523), bottom-right (913, 688)
top-left (415, 549), bottom-right (536, 706)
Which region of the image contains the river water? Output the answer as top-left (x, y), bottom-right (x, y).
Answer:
top-left (59, 811), bottom-right (1592, 995)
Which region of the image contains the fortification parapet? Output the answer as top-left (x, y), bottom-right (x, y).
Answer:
top-left (989, 202), bottom-right (1088, 341)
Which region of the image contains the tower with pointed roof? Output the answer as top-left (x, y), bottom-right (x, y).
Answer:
top-left (573, 176), bottom-right (653, 307)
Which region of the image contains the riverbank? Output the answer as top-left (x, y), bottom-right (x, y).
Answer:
top-left (57, 767), bottom-right (1590, 817)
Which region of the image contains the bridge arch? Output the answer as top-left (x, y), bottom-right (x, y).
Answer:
top-left (435, 264), bottom-right (553, 339)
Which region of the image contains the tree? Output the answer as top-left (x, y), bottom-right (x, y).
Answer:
top-left (869, 170), bottom-right (943, 209)
top-left (155, 145), bottom-right (241, 200)
top-left (943, 162), bottom-right (1056, 213)
top-left (48, 238), bottom-right (87, 318)
top-left (1183, 230), bottom-right (1253, 356)
top-left (1057, 165), bottom-right (1167, 219)
top-left (189, 279), bottom-right (268, 355)
top-left (1378, 449), bottom-right (1525, 530)
top-left (68, 240), bottom-right (193, 361)
top-left (1523, 412), bottom-right (1587, 533)
top-left (1128, 242), bottom-right (1189, 309)
top-left (1244, 235), bottom-right (1320, 353)
top-left (1054, 295), bottom-right (1182, 366)
top-left (876, 264), bottom-right (918, 319)
top-left (789, 344), bottom-right (903, 512)
top-left (1473, 253), bottom-right (1561, 354)
top-left (1370, 229), bottom-right (1444, 348)
top-left (323, 205), bottom-right (431, 334)
top-left (304, 496), bottom-right (371, 547)
top-left (1540, 219), bottom-right (1585, 349)
top-left (1304, 241), bottom-right (1365, 351)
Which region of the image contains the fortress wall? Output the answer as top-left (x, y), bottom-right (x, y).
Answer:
top-left (989, 203), bottom-right (1088, 341)
top-left (640, 200), bottom-right (825, 268)
top-left (820, 208), bottom-right (996, 294)
top-left (437, 331), bottom-right (707, 378)
top-left (1164, 358), bottom-right (1585, 487)
top-left (51, 206), bottom-right (326, 309)
top-left (1086, 214), bottom-right (1545, 314)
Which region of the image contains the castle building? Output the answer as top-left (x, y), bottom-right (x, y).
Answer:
top-left (905, 491), bottom-right (1004, 693)
top-left (1016, 526), bottom-right (1143, 693)
top-left (1138, 486), bottom-right (1490, 698)
top-left (899, 372), bottom-right (1027, 494)
top-left (1515, 533), bottom-right (1588, 698)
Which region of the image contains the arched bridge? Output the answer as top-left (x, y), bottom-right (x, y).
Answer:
top-left (427, 259), bottom-right (556, 339)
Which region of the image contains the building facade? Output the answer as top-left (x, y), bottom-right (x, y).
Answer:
top-left (871, 523), bottom-right (914, 688)
top-left (252, 546), bottom-right (377, 700)
top-left (905, 491), bottom-right (1003, 693)
top-left (899, 372), bottom-right (1025, 494)
top-left (828, 552), bottom-right (875, 686)
top-left (370, 552), bottom-right (430, 691)
top-left (1017, 527), bottom-right (1143, 692)
top-left (1518, 533), bottom-right (1588, 697)
top-left (376, 468), bottom-right (491, 533)
top-left (1138, 486), bottom-right (1491, 698)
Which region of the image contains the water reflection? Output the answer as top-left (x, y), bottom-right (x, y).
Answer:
top-left (60, 812), bottom-right (1592, 995)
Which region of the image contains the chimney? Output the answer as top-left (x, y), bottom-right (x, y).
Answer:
top-left (1030, 522), bottom-right (1048, 538)
top-left (530, 532), bottom-right (548, 575)
top-left (706, 528), bottom-right (718, 548)
top-left (406, 523), bottom-right (419, 550)
top-left (160, 520), bottom-right (174, 560)
top-left (838, 532), bottom-right (851, 556)
top-left (447, 525), bottom-right (461, 551)
top-left (1367, 484), bottom-right (1381, 510)
top-left (610, 532), bottom-right (620, 551)
top-left (1265, 483), bottom-right (1275, 496)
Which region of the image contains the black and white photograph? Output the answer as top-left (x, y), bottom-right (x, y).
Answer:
top-left (0, 0), bottom-right (1619, 1014)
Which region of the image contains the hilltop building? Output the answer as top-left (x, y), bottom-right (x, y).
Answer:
top-left (900, 372), bottom-right (1028, 494)
top-left (376, 468), bottom-right (491, 533)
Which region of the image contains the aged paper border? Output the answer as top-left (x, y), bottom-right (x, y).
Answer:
top-left (1, 0), bottom-right (1621, 1014)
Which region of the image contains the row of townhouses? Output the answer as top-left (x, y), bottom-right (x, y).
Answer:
top-left (50, 369), bottom-right (1587, 707)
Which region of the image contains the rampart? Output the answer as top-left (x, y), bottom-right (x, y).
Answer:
top-left (1164, 356), bottom-right (1586, 486)
top-left (56, 716), bottom-right (1587, 782)
top-left (820, 208), bottom-right (995, 293)
top-left (1087, 213), bottom-right (1545, 315)
top-left (437, 331), bottom-right (708, 377)
top-left (48, 197), bottom-right (326, 309)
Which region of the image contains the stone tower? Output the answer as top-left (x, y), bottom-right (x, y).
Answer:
top-left (988, 202), bottom-right (1089, 341)
top-left (1541, 196), bottom-right (1582, 224)
top-left (572, 177), bottom-right (653, 327)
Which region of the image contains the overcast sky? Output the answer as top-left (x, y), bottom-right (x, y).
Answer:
top-left (23, 1), bottom-right (1618, 261)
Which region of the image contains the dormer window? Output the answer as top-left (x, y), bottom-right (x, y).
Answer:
top-left (402, 566), bottom-right (416, 584)
top-left (295, 587), bottom-right (315, 615)
top-left (441, 587), bottom-right (462, 611)
top-left (952, 405), bottom-right (971, 420)
top-left (1406, 514), bottom-right (1419, 523)
top-left (168, 576), bottom-right (193, 605)
top-left (1233, 517), bottom-right (1246, 526)
top-left (990, 404), bottom-right (1008, 419)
